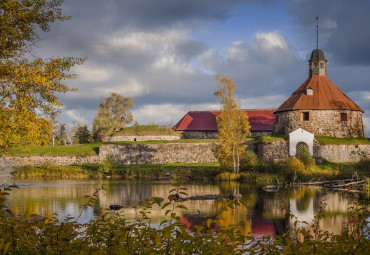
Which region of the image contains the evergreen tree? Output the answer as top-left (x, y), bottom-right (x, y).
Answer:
top-left (74, 125), bottom-right (92, 144)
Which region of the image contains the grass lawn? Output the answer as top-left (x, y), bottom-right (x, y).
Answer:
top-left (13, 162), bottom-right (220, 180)
top-left (8, 140), bottom-right (217, 157)
top-left (9, 143), bottom-right (102, 157)
top-left (315, 136), bottom-right (370, 145)
top-left (113, 124), bottom-right (180, 136)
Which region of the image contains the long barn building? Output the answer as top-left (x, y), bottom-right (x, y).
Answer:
top-left (173, 109), bottom-right (275, 139)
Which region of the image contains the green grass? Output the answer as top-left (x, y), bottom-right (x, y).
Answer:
top-left (315, 136), bottom-right (370, 145)
top-left (13, 164), bottom-right (98, 178)
top-left (12, 162), bottom-right (220, 180)
top-left (254, 135), bottom-right (288, 143)
top-left (9, 143), bottom-right (102, 157)
top-left (8, 140), bottom-right (217, 157)
top-left (113, 124), bottom-right (180, 136)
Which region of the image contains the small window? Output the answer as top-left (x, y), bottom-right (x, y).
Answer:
top-left (306, 88), bottom-right (314, 96)
top-left (341, 113), bottom-right (348, 121)
top-left (320, 63), bottom-right (324, 68)
top-left (314, 63), bottom-right (318, 68)
top-left (301, 112), bottom-right (309, 121)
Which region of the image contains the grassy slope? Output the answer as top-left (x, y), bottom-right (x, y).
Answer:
top-left (315, 136), bottom-right (370, 145)
top-left (112, 124), bottom-right (180, 136)
top-left (8, 140), bottom-right (217, 157)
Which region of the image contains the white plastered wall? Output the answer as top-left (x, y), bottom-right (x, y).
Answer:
top-left (289, 128), bottom-right (314, 156)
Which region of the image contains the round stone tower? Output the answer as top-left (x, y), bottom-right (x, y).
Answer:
top-left (273, 49), bottom-right (364, 138)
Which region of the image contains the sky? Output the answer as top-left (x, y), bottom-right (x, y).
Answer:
top-left (35, 0), bottom-right (370, 135)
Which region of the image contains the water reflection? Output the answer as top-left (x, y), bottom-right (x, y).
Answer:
top-left (5, 179), bottom-right (368, 236)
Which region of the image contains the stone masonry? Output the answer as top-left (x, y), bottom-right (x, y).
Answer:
top-left (178, 131), bottom-right (273, 139)
top-left (103, 135), bottom-right (180, 142)
top-left (99, 143), bottom-right (217, 164)
top-left (273, 110), bottom-right (364, 138)
top-left (0, 141), bottom-right (369, 168)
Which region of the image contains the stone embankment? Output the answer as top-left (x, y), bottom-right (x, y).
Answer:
top-left (99, 143), bottom-right (217, 164)
top-left (0, 156), bottom-right (100, 167)
top-left (0, 140), bottom-right (369, 167)
top-left (315, 144), bottom-right (370, 163)
top-left (0, 142), bottom-right (217, 167)
top-left (102, 135), bottom-right (180, 142)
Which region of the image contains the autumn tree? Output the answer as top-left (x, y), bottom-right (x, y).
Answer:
top-left (92, 93), bottom-right (134, 141)
top-left (214, 74), bottom-right (251, 173)
top-left (0, 0), bottom-right (85, 154)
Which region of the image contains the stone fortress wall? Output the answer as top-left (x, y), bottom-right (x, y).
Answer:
top-left (1, 140), bottom-right (369, 168)
top-left (102, 135), bottom-right (180, 142)
top-left (178, 131), bottom-right (273, 139)
top-left (273, 110), bottom-right (364, 138)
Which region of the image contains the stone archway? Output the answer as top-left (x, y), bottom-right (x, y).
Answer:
top-left (296, 142), bottom-right (309, 158)
top-left (289, 128), bottom-right (314, 156)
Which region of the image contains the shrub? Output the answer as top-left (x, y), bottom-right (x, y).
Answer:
top-left (240, 150), bottom-right (259, 172)
top-left (216, 172), bottom-right (241, 181)
top-left (281, 157), bottom-right (306, 180)
top-left (257, 159), bottom-right (281, 174)
top-left (355, 159), bottom-right (370, 174)
top-left (99, 154), bottom-right (117, 175)
top-left (296, 146), bottom-right (315, 168)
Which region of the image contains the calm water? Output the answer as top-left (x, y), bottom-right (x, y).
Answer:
top-left (3, 178), bottom-right (369, 237)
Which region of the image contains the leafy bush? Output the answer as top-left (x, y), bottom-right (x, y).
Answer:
top-left (355, 159), bottom-right (370, 174)
top-left (0, 186), bottom-right (369, 254)
top-left (216, 172), bottom-right (241, 181)
top-left (281, 157), bottom-right (307, 180)
top-left (99, 154), bottom-right (117, 175)
top-left (257, 159), bottom-right (281, 174)
top-left (296, 146), bottom-right (315, 168)
top-left (240, 150), bottom-right (259, 172)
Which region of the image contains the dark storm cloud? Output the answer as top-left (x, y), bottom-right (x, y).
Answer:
top-left (34, 0), bottom-right (369, 129)
top-left (61, 0), bottom-right (268, 31)
top-left (288, 0), bottom-right (370, 65)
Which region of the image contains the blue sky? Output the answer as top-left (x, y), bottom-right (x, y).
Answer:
top-left (35, 0), bottom-right (370, 135)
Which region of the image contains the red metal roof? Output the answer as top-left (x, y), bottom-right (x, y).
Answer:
top-left (172, 109), bottom-right (275, 132)
top-left (275, 75), bottom-right (363, 112)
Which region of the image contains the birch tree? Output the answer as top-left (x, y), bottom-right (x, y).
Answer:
top-left (214, 74), bottom-right (251, 173)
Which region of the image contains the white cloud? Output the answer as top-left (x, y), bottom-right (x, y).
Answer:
top-left (226, 41), bottom-right (249, 62)
top-left (101, 79), bottom-right (150, 97)
top-left (255, 31), bottom-right (288, 50)
top-left (65, 109), bottom-right (87, 124)
top-left (76, 64), bottom-right (112, 83)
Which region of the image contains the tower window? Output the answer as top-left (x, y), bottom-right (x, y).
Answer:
top-left (306, 87), bottom-right (314, 96)
top-left (341, 113), bottom-right (348, 121)
top-left (301, 112), bottom-right (310, 121)
top-left (320, 63), bottom-right (324, 68)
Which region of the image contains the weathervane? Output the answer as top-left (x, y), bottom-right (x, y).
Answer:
top-left (316, 16), bottom-right (319, 50)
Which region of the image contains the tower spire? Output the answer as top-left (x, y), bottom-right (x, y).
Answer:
top-left (316, 16), bottom-right (319, 50)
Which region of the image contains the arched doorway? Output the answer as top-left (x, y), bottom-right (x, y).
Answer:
top-left (296, 142), bottom-right (309, 158)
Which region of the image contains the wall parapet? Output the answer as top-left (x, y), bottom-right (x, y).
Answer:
top-left (102, 135), bottom-right (180, 142)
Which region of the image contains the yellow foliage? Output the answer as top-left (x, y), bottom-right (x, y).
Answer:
top-left (0, 0), bottom-right (85, 154)
top-left (213, 74), bottom-right (251, 172)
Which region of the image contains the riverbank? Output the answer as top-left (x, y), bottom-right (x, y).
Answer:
top-left (10, 159), bottom-right (370, 187)
top-left (12, 162), bottom-right (220, 180)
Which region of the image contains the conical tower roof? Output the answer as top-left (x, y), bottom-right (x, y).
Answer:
top-left (275, 75), bottom-right (363, 112)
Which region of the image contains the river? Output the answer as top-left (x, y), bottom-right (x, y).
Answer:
top-left (3, 177), bottom-right (368, 237)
